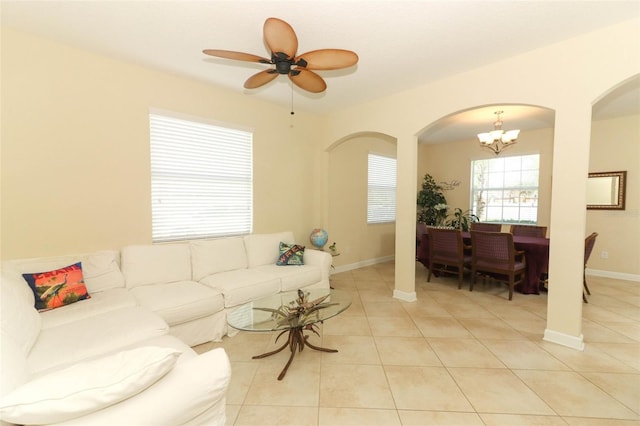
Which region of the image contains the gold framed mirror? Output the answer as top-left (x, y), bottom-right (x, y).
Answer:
top-left (587, 171), bottom-right (627, 210)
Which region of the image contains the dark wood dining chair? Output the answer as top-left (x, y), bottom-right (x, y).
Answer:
top-left (510, 225), bottom-right (547, 238)
top-left (470, 222), bottom-right (502, 232)
top-left (470, 231), bottom-right (526, 300)
top-left (416, 223), bottom-right (429, 259)
top-left (583, 232), bottom-right (598, 303)
top-left (427, 228), bottom-right (471, 289)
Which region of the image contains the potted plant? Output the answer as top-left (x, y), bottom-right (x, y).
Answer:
top-left (416, 174), bottom-right (448, 226)
top-left (444, 208), bottom-right (479, 231)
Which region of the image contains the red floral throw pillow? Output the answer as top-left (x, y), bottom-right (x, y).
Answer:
top-left (22, 262), bottom-right (91, 312)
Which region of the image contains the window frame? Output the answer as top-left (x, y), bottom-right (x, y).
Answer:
top-left (470, 153), bottom-right (540, 225)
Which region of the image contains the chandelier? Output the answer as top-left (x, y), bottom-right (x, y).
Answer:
top-left (477, 110), bottom-right (520, 155)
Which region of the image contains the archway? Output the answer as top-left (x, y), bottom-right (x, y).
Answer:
top-left (412, 104), bottom-right (558, 316)
top-left (326, 131), bottom-right (398, 271)
top-left (587, 74), bottom-right (640, 281)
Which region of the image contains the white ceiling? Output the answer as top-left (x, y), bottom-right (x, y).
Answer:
top-left (2, 1), bottom-right (639, 143)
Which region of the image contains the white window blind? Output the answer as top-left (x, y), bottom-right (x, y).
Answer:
top-left (470, 154), bottom-right (540, 225)
top-left (150, 113), bottom-right (253, 242)
top-left (367, 153), bottom-right (397, 224)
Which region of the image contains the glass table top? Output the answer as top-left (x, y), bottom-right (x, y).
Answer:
top-left (227, 288), bottom-right (352, 332)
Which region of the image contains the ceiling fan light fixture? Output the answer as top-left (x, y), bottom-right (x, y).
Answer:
top-left (477, 111), bottom-right (519, 154)
top-left (203, 17), bottom-right (358, 95)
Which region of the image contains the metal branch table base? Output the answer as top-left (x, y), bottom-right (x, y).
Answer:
top-left (252, 324), bottom-right (337, 380)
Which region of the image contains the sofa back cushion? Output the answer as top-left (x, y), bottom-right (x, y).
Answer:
top-left (190, 237), bottom-right (248, 281)
top-left (122, 244), bottom-right (192, 288)
top-left (2, 250), bottom-right (125, 294)
top-left (79, 251), bottom-right (126, 293)
top-left (243, 231), bottom-right (295, 268)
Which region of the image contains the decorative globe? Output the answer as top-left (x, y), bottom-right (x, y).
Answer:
top-left (309, 228), bottom-right (329, 249)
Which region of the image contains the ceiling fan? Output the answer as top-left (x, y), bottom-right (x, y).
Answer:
top-left (203, 17), bottom-right (358, 94)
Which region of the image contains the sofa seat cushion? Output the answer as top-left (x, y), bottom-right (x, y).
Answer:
top-left (254, 264), bottom-right (322, 292)
top-left (28, 307), bottom-right (169, 377)
top-left (0, 346), bottom-right (181, 425)
top-left (200, 269), bottom-right (280, 308)
top-left (129, 281), bottom-right (224, 326)
top-left (0, 333), bottom-right (29, 398)
top-left (40, 288), bottom-right (137, 329)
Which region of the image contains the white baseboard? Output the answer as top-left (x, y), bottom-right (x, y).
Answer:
top-left (330, 256), bottom-right (413, 300)
top-left (543, 329), bottom-right (585, 351)
top-left (393, 289), bottom-right (417, 302)
top-left (330, 255), bottom-right (395, 274)
top-left (332, 262), bottom-right (640, 283)
top-left (586, 268), bottom-right (640, 282)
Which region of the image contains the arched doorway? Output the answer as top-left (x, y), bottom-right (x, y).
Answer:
top-left (326, 132), bottom-right (398, 271)
top-left (587, 74), bottom-right (640, 281)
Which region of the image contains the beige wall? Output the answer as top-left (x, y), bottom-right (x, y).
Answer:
top-left (327, 134), bottom-right (396, 267)
top-left (587, 114), bottom-right (640, 275)
top-left (1, 28), bottom-right (324, 259)
top-left (418, 127), bottom-right (555, 235)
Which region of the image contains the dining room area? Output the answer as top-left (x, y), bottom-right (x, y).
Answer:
top-left (416, 223), bottom-right (554, 302)
top-left (416, 165), bottom-right (627, 303)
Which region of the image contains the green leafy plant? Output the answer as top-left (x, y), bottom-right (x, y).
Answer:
top-left (416, 174), bottom-right (447, 225)
top-left (444, 208), bottom-right (479, 231)
top-left (417, 174), bottom-right (461, 226)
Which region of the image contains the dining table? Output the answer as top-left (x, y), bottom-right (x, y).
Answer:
top-left (510, 234), bottom-right (550, 294)
top-left (417, 230), bottom-right (550, 295)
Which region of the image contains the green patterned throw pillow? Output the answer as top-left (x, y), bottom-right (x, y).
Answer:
top-left (276, 242), bottom-right (305, 266)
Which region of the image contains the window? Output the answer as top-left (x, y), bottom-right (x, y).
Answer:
top-left (149, 112), bottom-right (253, 242)
top-left (367, 153), bottom-right (396, 224)
top-left (470, 154), bottom-right (540, 224)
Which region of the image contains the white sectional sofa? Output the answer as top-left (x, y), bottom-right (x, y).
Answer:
top-left (0, 231), bottom-right (331, 425)
top-left (121, 231), bottom-right (331, 344)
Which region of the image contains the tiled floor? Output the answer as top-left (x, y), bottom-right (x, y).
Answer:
top-left (194, 262), bottom-right (640, 425)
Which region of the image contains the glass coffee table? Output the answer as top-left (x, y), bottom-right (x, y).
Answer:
top-left (227, 288), bottom-right (351, 380)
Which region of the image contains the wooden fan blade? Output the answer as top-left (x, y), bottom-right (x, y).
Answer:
top-left (244, 70), bottom-right (279, 89)
top-left (203, 49), bottom-right (270, 63)
top-left (264, 17), bottom-right (298, 58)
top-left (289, 69), bottom-right (327, 93)
top-left (295, 49), bottom-right (359, 70)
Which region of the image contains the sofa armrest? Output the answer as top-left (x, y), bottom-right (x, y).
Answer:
top-left (303, 249), bottom-right (332, 281)
top-left (49, 348), bottom-right (231, 426)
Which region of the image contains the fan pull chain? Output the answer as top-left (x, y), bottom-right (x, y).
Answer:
top-left (290, 83), bottom-right (295, 115)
